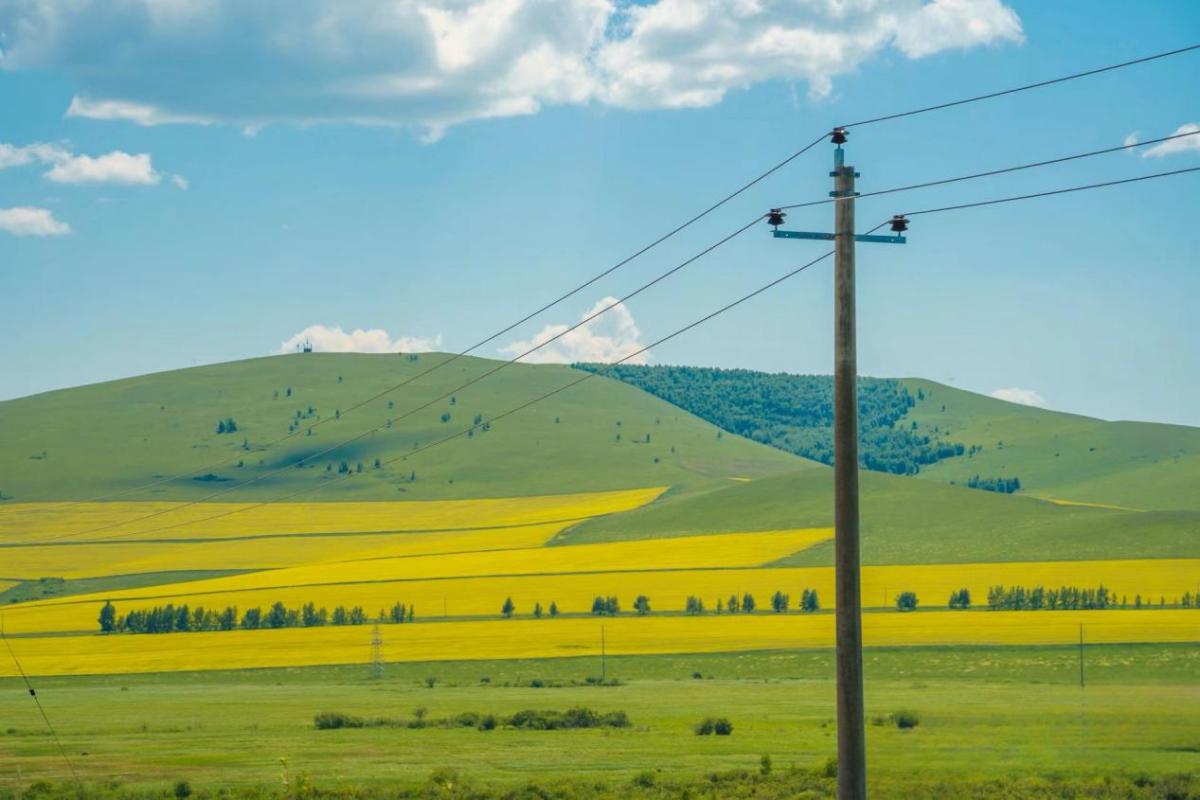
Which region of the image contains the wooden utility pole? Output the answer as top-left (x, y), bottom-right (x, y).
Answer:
top-left (832, 139), bottom-right (867, 800)
top-left (600, 625), bottom-right (607, 683)
top-left (769, 130), bottom-right (906, 800)
top-left (1078, 624), bottom-right (1085, 688)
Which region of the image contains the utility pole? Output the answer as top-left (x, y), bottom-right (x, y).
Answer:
top-left (832, 133), bottom-right (867, 800)
top-left (1078, 624), bottom-right (1085, 689)
top-left (769, 128), bottom-right (906, 800)
top-left (600, 624), bottom-right (607, 683)
top-left (369, 621), bottom-right (384, 681)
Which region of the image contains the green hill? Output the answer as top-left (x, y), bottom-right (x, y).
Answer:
top-left (902, 379), bottom-right (1200, 512)
top-left (1, 354), bottom-right (1195, 566)
top-left (0, 353), bottom-right (803, 503)
top-left (575, 364), bottom-right (1199, 513)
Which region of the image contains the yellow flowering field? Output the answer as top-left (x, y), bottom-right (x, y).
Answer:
top-left (0, 521), bottom-right (570, 580)
top-left (3, 557), bottom-right (1192, 636)
top-left (0, 486), bottom-right (666, 543)
top-left (71, 527), bottom-right (831, 595)
top-left (1, 609), bottom-right (1195, 678)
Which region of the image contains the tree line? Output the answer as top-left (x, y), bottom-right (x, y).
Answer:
top-left (98, 600), bottom-right (415, 634)
top-left (986, 584), bottom-right (1114, 610)
top-left (573, 364), bottom-right (967, 476)
top-left (500, 591), bottom-right (821, 619)
top-left (967, 475), bottom-right (1021, 494)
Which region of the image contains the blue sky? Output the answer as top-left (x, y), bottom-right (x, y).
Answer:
top-left (1, 1), bottom-right (1198, 426)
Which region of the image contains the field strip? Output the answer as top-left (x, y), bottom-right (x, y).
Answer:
top-left (1039, 497), bottom-right (1147, 512)
top-left (0, 521), bottom-right (572, 580)
top-left (2, 557), bottom-right (1193, 635)
top-left (0, 487), bottom-right (667, 542)
top-left (1, 610), bottom-right (1195, 677)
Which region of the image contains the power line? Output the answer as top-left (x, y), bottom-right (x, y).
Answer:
top-left (31, 214), bottom-right (768, 543)
top-left (2, 621), bottom-right (83, 792)
top-left (20, 44), bottom-right (1200, 540)
top-left (20, 135), bottom-right (829, 511)
top-left (777, 129), bottom-right (1200, 211)
top-left (899, 166), bottom-right (1200, 217)
top-left (20, 164), bottom-right (1199, 546)
top-left (27, 42), bottom-right (1200, 512)
top-left (841, 43), bottom-right (1200, 129)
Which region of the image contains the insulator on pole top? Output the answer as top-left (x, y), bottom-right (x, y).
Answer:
top-left (767, 208), bottom-right (786, 228)
top-left (830, 127), bottom-right (848, 145)
top-left (889, 214), bottom-right (909, 233)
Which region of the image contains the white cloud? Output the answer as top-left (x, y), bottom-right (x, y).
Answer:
top-left (1123, 131), bottom-right (1139, 149)
top-left (990, 387), bottom-right (1045, 407)
top-left (0, 1), bottom-right (1023, 138)
top-left (499, 296), bottom-right (649, 365)
top-left (0, 140), bottom-right (185, 187)
top-left (0, 207), bottom-right (71, 236)
top-left (280, 324), bottom-right (442, 354)
top-left (1140, 123), bottom-right (1200, 158)
top-left (44, 151), bottom-right (160, 185)
top-left (66, 96), bottom-right (213, 127)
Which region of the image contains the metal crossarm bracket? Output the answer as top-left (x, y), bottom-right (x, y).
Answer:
top-left (772, 230), bottom-right (906, 244)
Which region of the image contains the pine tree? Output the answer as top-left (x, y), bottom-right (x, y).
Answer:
top-left (98, 600), bottom-right (116, 633)
top-left (502, 597), bottom-right (515, 618)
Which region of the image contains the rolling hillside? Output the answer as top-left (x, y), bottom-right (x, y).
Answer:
top-left (0, 353), bottom-right (803, 504)
top-left (1, 354), bottom-right (1195, 569)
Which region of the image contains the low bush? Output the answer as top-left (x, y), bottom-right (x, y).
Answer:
top-left (694, 716), bottom-right (733, 736)
top-left (890, 710), bottom-right (920, 729)
top-left (314, 712), bottom-right (364, 730)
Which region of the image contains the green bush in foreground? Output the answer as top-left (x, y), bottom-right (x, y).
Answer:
top-left (7, 769), bottom-right (1197, 799)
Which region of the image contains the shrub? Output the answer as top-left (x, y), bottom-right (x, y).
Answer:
top-left (632, 770), bottom-right (656, 788)
top-left (695, 716), bottom-right (733, 736)
top-left (314, 712), bottom-right (363, 729)
top-left (895, 591), bottom-right (919, 611)
top-left (821, 756), bottom-right (838, 778)
top-left (890, 710), bottom-right (920, 729)
top-left (173, 781), bottom-right (192, 799)
top-left (477, 714), bottom-right (497, 731)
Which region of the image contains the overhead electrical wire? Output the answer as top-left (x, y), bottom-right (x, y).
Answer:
top-left (776, 129), bottom-right (1200, 211)
top-left (30, 214), bottom-right (769, 543)
top-left (898, 166), bottom-right (1200, 217)
top-left (2, 622), bottom-right (83, 792)
top-left (17, 42), bottom-right (1200, 542)
top-left (19, 134), bottom-right (828, 511)
top-left (839, 43), bottom-right (1200, 129)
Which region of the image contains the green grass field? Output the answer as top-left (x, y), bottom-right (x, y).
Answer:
top-left (1, 645), bottom-right (1195, 797)
top-left (903, 379), bottom-right (1200, 511)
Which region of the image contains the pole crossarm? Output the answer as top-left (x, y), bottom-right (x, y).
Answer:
top-left (772, 230), bottom-right (906, 244)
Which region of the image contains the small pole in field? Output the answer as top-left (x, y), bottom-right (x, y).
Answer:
top-left (601, 624), bottom-right (607, 683)
top-left (1078, 623), bottom-right (1085, 688)
top-left (369, 621), bottom-right (384, 681)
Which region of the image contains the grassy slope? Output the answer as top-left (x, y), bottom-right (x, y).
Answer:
top-left (564, 467), bottom-right (1199, 564)
top-left (0, 353), bottom-right (803, 503)
top-left (902, 379), bottom-right (1200, 511)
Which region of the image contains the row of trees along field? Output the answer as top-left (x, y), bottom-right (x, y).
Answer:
top-left (574, 364), bottom-right (966, 475)
top-left (98, 600), bottom-right (415, 634)
top-left (500, 591), bottom-right (823, 618)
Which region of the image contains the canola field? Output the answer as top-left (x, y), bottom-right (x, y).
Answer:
top-left (1, 487), bottom-right (1196, 677)
top-left (2, 611), bottom-right (1195, 678)
top-left (0, 487), bottom-right (666, 542)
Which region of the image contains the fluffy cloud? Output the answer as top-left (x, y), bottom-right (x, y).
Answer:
top-left (499, 296), bottom-right (649, 365)
top-left (0, 140), bottom-right (185, 186)
top-left (990, 387), bottom-right (1045, 407)
top-left (0, 0), bottom-right (1022, 139)
top-left (1139, 123), bottom-right (1200, 158)
top-left (280, 324), bottom-right (442, 354)
top-left (0, 207), bottom-right (71, 236)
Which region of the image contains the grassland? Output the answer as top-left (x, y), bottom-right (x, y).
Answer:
top-left (564, 467), bottom-right (1200, 564)
top-left (0, 646), bottom-right (1195, 794)
top-left (0, 354), bottom-right (801, 503)
top-left (903, 378), bottom-right (1200, 511)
